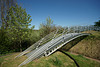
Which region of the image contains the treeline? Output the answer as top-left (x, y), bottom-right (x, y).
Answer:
top-left (0, 0), bottom-right (100, 54)
top-left (0, 0), bottom-right (57, 54)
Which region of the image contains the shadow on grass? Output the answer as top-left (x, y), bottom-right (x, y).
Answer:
top-left (58, 49), bottom-right (80, 67)
top-left (48, 35), bottom-right (89, 67)
top-left (57, 36), bottom-right (89, 67)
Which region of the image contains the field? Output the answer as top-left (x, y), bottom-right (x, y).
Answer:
top-left (0, 51), bottom-right (100, 67)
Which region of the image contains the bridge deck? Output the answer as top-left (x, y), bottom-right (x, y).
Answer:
top-left (18, 33), bottom-right (90, 67)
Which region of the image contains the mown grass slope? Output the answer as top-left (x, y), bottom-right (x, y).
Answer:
top-left (0, 51), bottom-right (100, 67)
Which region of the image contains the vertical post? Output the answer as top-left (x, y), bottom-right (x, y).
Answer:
top-left (52, 28), bottom-right (58, 39)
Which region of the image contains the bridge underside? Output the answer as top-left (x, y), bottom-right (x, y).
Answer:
top-left (60, 35), bottom-right (88, 51)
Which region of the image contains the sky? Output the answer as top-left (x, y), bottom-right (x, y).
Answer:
top-left (17, 0), bottom-right (100, 29)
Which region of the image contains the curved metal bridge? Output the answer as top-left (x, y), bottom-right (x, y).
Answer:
top-left (15, 26), bottom-right (100, 67)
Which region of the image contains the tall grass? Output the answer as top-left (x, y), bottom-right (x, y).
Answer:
top-left (69, 31), bottom-right (100, 60)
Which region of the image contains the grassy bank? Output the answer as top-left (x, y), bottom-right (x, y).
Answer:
top-left (0, 51), bottom-right (100, 67)
top-left (68, 31), bottom-right (100, 60)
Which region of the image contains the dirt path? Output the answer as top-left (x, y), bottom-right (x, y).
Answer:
top-left (69, 52), bottom-right (100, 63)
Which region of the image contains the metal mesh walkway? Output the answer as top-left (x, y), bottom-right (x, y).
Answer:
top-left (15, 26), bottom-right (100, 67)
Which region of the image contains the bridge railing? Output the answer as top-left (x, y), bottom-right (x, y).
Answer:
top-left (15, 25), bottom-right (100, 58)
top-left (15, 28), bottom-right (65, 58)
top-left (65, 25), bottom-right (100, 33)
top-left (17, 25), bottom-right (100, 67)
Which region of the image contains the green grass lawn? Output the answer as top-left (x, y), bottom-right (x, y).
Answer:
top-left (0, 51), bottom-right (100, 67)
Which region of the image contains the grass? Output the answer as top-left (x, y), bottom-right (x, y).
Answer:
top-left (65, 52), bottom-right (100, 67)
top-left (0, 51), bottom-right (100, 67)
top-left (0, 31), bottom-right (100, 67)
top-left (68, 31), bottom-right (100, 60)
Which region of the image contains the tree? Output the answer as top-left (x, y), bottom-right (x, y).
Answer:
top-left (0, 0), bottom-right (17, 29)
top-left (39, 16), bottom-right (56, 37)
top-left (3, 4), bottom-right (33, 52)
top-left (94, 20), bottom-right (100, 27)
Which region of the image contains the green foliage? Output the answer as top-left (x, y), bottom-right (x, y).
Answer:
top-left (4, 4), bottom-right (33, 52)
top-left (56, 26), bottom-right (64, 34)
top-left (49, 57), bottom-right (62, 67)
top-left (94, 20), bottom-right (100, 27)
top-left (28, 30), bottom-right (41, 45)
top-left (0, 4), bottom-right (34, 54)
top-left (39, 16), bottom-right (56, 37)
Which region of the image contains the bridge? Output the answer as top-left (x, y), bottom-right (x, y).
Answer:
top-left (15, 26), bottom-right (100, 67)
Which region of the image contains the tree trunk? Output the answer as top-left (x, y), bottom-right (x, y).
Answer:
top-left (19, 40), bottom-right (22, 52)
